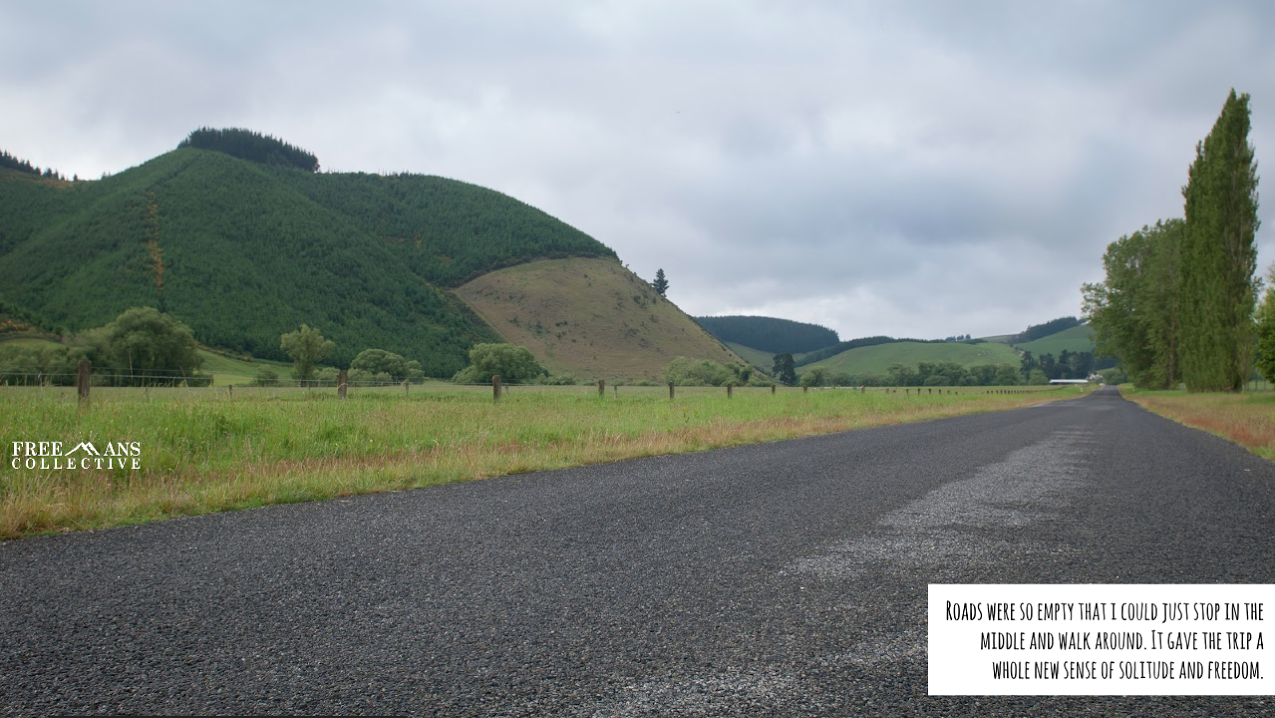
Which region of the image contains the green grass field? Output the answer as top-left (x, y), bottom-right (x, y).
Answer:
top-left (195, 349), bottom-right (290, 386)
top-left (0, 336), bottom-right (61, 349)
top-left (1013, 324), bottom-right (1095, 357)
top-left (1, 382), bottom-right (1084, 539)
top-left (798, 340), bottom-right (1022, 377)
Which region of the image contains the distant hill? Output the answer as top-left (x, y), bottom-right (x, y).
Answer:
top-left (1008, 316), bottom-right (1082, 345)
top-left (723, 342), bottom-right (810, 371)
top-left (1014, 323), bottom-right (1095, 357)
top-left (694, 315), bottom-right (838, 354)
top-left (798, 340), bottom-right (1022, 378)
top-left (0, 131), bottom-right (618, 375)
top-left (456, 257), bottom-right (742, 383)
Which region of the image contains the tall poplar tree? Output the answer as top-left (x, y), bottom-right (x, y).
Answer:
top-left (1180, 90), bottom-right (1260, 391)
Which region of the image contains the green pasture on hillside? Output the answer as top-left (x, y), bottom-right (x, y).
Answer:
top-left (798, 340), bottom-right (1022, 377)
top-left (725, 342), bottom-right (808, 371)
top-left (1013, 324), bottom-right (1095, 357)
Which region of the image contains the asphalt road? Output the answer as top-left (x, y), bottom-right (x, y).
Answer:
top-left (2, 386), bottom-right (1274, 716)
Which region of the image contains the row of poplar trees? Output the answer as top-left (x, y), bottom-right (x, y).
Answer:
top-left (1084, 89), bottom-right (1269, 392)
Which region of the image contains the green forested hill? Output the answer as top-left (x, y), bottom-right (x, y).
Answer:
top-left (694, 315), bottom-right (838, 354)
top-left (0, 140), bottom-right (617, 374)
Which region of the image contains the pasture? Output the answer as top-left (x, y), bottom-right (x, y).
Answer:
top-left (1, 383), bottom-right (1086, 539)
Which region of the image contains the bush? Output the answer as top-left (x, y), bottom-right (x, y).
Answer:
top-left (800, 367), bottom-right (829, 388)
top-left (350, 348), bottom-right (424, 383)
top-left (665, 357), bottom-right (736, 386)
top-left (535, 373), bottom-right (580, 385)
top-left (452, 343), bottom-right (545, 384)
top-left (253, 367), bottom-right (280, 387)
top-left (314, 367), bottom-right (341, 386)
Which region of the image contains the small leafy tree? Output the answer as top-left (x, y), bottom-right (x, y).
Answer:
top-left (1255, 264), bottom-right (1275, 385)
top-left (103, 307), bottom-right (203, 385)
top-left (800, 367), bottom-right (830, 388)
top-left (280, 324), bottom-right (334, 381)
top-left (651, 268), bottom-right (669, 297)
top-left (253, 367), bottom-right (280, 387)
top-left (453, 343), bottom-right (545, 384)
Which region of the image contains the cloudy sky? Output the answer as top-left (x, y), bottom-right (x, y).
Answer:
top-left (3, 1), bottom-right (1272, 340)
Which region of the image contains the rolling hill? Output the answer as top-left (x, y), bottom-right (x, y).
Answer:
top-left (455, 257), bottom-right (742, 383)
top-left (1013, 323), bottom-right (1095, 357)
top-left (694, 315), bottom-right (838, 354)
top-left (0, 130), bottom-right (624, 376)
top-left (797, 340), bottom-right (1022, 378)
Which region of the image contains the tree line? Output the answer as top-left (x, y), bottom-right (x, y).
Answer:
top-left (1083, 90), bottom-right (1272, 390)
top-left (178, 128), bottom-right (320, 172)
top-left (0, 149), bottom-right (67, 181)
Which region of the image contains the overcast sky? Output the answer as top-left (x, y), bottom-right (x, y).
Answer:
top-left (3, 1), bottom-right (1272, 340)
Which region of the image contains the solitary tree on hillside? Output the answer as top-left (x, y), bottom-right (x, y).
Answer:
top-left (651, 269), bottom-right (669, 297)
top-left (280, 324), bottom-right (334, 382)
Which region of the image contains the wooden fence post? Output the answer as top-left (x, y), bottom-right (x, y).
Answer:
top-left (493, 375), bottom-right (502, 403)
top-left (668, 382), bottom-right (675, 400)
top-left (77, 359), bottom-right (90, 403)
top-left (771, 384), bottom-right (776, 395)
top-left (727, 383), bottom-right (733, 399)
top-left (338, 370), bottom-right (348, 399)
top-left (803, 385), bottom-right (808, 393)
top-left (598, 379), bottom-right (605, 397)
top-left (404, 380), bottom-right (410, 398)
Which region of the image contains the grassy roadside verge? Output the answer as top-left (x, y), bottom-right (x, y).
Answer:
top-left (1, 384), bottom-right (1089, 540)
top-left (1120, 387), bottom-right (1275, 462)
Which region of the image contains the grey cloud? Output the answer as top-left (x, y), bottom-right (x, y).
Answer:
top-left (2, 0), bottom-right (1272, 340)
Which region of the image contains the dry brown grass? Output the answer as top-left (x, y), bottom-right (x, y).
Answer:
top-left (1121, 388), bottom-right (1275, 462)
top-left (454, 257), bottom-right (741, 382)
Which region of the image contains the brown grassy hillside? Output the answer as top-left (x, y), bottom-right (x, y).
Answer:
top-left (454, 257), bottom-right (742, 383)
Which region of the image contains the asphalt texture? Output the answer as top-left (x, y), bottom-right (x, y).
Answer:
top-left (2, 386), bottom-right (1274, 716)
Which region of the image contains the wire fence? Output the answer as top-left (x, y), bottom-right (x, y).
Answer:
top-left (0, 365), bottom-right (1088, 407)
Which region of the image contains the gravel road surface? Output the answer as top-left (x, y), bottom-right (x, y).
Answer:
top-left (2, 386), bottom-right (1273, 716)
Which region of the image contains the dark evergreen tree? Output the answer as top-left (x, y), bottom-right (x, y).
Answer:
top-left (772, 353), bottom-right (797, 386)
top-left (651, 268), bottom-right (669, 297)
